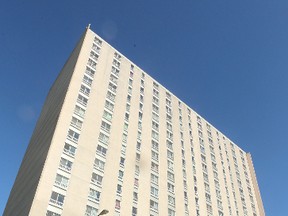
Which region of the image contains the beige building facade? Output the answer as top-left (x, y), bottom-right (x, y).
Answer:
top-left (4, 27), bottom-right (265, 216)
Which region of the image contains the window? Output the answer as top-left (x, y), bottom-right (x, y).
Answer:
top-left (167, 150), bottom-right (174, 160)
top-left (63, 143), bottom-right (76, 156)
top-left (99, 132), bottom-right (109, 144)
top-left (167, 131), bottom-right (173, 140)
top-left (207, 130), bottom-right (212, 137)
top-left (71, 116), bottom-right (83, 129)
top-left (108, 82), bottom-right (117, 93)
top-left (50, 191), bottom-right (64, 207)
top-left (203, 172), bottom-right (209, 182)
top-left (152, 140), bottom-right (159, 151)
top-left (205, 182), bottom-right (210, 192)
top-left (153, 96), bottom-right (159, 105)
top-left (207, 203), bottom-right (213, 213)
top-left (183, 169), bottom-right (187, 178)
top-left (135, 165), bottom-right (140, 174)
top-left (166, 98), bottom-right (172, 107)
top-left (152, 131), bottom-right (159, 140)
top-left (77, 94), bottom-right (88, 106)
top-left (120, 157), bottom-right (125, 166)
top-left (150, 200), bottom-right (158, 211)
top-left (128, 78), bottom-right (133, 86)
top-left (111, 66), bottom-right (120, 76)
top-left (94, 37), bottom-right (102, 46)
top-left (132, 207), bottom-right (137, 215)
top-left (202, 163), bottom-right (208, 173)
top-left (114, 52), bottom-right (121, 60)
top-left (80, 84), bottom-right (90, 96)
top-left (46, 210), bottom-right (60, 216)
top-left (94, 158), bottom-right (105, 170)
top-left (166, 114), bottom-right (172, 122)
top-left (167, 171), bottom-right (174, 182)
top-left (167, 140), bottom-right (173, 150)
top-left (151, 173), bottom-right (158, 184)
top-left (90, 51), bottom-right (99, 61)
top-left (74, 105), bottom-right (85, 117)
top-left (217, 199), bottom-right (223, 209)
top-left (103, 110), bottom-right (112, 121)
top-left (214, 180), bottom-right (220, 188)
top-left (151, 162), bottom-right (158, 173)
top-left (112, 59), bottom-right (120, 68)
top-left (88, 59), bottom-right (96, 69)
top-left (140, 87), bottom-right (144, 94)
top-left (117, 184), bottom-right (122, 194)
top-left (136, 141), bottom-right (141, 150)
top-left (107, 91), bottom-right (115, 102)
top-left (201, 154), bottom-right (206, 163)
top-left (151, 151), bottom-right (158, 161)
top-left (152, 121), bottom-right (159, 131)
top-left (138, 112), bottom-right (143, 120)
top-left (59, 158), bottom-right (72, 172)
top-left (105, 100), bottom-right (114, 111)
top-left (85, 66), bottom-right (95, 77)
top-left (211, 153), bottom-right (216, 162)
top-left (55, 174), bottom-right (69, 188)
top-left (168, 209), bottom-right (175, 216)
top-left (89, 188), bottom-right (100, 202)
top-left (115, 199), bottom-right (121, 210)
top-left (152, 104), bottom-right (159, 113)
top-left (168, 195), bottom-right (175, 206)
top-left (151, 186), bottom-right (159, 197)
top-left (136, 152), bottom-right (141, 161)
top-left (166, 122), bottom-right (172, 131)
top-left (83, 75), bottom-right (93, 86)
top-left (166, 92), bottom-right (171, 99)
top-left (96, 145), bottom-right (107, 156)
top-left (137, 102), bottom-right (143, 112)
top-left (134, 178), bottom-right (139, 187)
top-left (183, 180), bottom-right (187, 189)
top-left (124, 122), bottom-right (129, 131)
top-left (205, 193), bottom-right (211, 203)
top-left (167, 160), bottom-right (174, 170)
top-left (213, 171), bottom-right (219, 179)
top-left (168, 182), bottom-right (175, 193)
top-left (91, 173), bottom-right (103, 185)
top-left (153, 82), bottom-right (159, 90)
top-left (110, 74), bottom-right (118, 84)
top-left (101, 121), bottom-right (111, 132)
top-left (133, 192), bottom-right (138, 201)
top-left (125, 112), bottom-right (129, 121)
top-left (129, 71), bottom-right (134, 78)
top-left (67, 129), bottom-right (80, 142)
top-left (118, 170), bottom-right (124, 179)
top-left (198, 130), bottom-right (204, 138)
top-left (152, 112), bottom-right (159, 122)
top-left (137, 131), bottom-right (141, 140)
top-left (85, 205), bottom-right (98, 216)
top-left (200, 145), bottom-right (205, 154)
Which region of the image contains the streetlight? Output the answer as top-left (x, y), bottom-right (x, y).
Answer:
top-left (98, 209), bottom-right (109, 216)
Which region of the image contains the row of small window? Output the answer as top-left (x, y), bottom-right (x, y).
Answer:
top-left (49, 58), bottom-right (97, 210)
top-left (150, 92), bottom-right (159, 214)
top-left (49, 48), bottom-right (101, 214)
top-left (178, 106), bottom-right (190, 210)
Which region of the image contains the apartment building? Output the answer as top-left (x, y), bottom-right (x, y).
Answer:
top-left (4, 26), bottom-right (265, 216)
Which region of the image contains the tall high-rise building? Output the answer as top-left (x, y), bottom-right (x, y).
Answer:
top-left (4, 26), bottom-right (265, 216)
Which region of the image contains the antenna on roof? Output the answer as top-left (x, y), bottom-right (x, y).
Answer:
top-left (87, 23), bottom-right (91, 29)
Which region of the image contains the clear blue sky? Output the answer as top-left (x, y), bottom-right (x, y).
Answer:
top-left (1, 0), bottom-right (287, 215)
